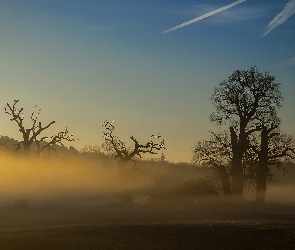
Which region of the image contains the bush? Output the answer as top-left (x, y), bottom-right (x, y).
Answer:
top-left (148, 178), bottom-right (219, 204)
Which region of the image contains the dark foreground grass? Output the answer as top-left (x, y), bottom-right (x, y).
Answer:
top-left (0, 203), bottom-right (295, 249)
top-left (1, 223), bottom-right (295, 250)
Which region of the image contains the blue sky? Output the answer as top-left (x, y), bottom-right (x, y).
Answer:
top-left (0, 0), bottom-right (294, 162)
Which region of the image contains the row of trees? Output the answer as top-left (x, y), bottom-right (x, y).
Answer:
top-left (1, 101), bottom-right (167, 163)
top-left (192, 66), bottom-right (295, 203)
top-left (1, 101), bottom-right (167, 204)
top-left (1, 66), bottom-right (294, 205)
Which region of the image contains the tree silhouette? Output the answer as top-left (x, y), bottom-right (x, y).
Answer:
top-left (35, 127), bottom-right (76, 157)
top-left (101, 120), bottom-right (166, 165)
top-left (193, 126), bottom-right (295, 203)
top-left (4, 100), bottom-right (55, 156)
top-left (192, 131), bottom-right (232, 197)
top-left (101, 120), bottom-right (167, 203)
top-left (247, 122), bottom-right (295, 204)
top-left (210, 66), bottom-right (283, 199)
top-left (4, 100), bottom-right (76, 157)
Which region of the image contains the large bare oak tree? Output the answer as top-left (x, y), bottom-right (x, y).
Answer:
top-left (210, 66), bottom-right (283, 199)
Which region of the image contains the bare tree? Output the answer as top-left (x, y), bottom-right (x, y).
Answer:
top-left (101, 120), bottom-right (167, 203)
top-left (35, 128), bottom-right (76, 157)
top-left (192, 131), bottom-right (232, 197)
top-left (4, 100), bottom-right (76, 157)
top-left (248, 123), bottom-right (295, 204)
top-left (210, 66), bottom-right (283, 199)
top-left (4, 100), bottom-right (55, 156)
top-left (101, 120), bottom-right (166, 165)
top-left (193, 125), bottom-right (295, 203)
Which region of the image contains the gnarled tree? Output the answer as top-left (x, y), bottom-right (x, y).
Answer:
top-left (211, 66), bottom-right (283, 199)
top-left (4, 100), bottom-right (55, 156)
top-left (4, 100), bottom-right (76, 157)
top-left (101, 120), bottom-right (167, 203)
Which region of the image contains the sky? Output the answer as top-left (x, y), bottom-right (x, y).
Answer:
top-left (0, 0), bottom-right (294, 163)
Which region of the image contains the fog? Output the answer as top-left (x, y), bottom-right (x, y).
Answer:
top-left (266, 184), bottom-right (295, 204)
top-left (0, 153), bottom-right (294, 209)
top-left (0, 154), bottom-right (154, 207)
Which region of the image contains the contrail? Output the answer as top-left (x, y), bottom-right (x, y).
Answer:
top-left (162, 0), bottom-right (247, 34)
top-left (264, 0), bottom-right (295, 36)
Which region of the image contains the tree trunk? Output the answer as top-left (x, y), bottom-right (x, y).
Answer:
top-left (23, 129), bottom-right (31, 157)
top-left (230, 127), bottom-right (244, 199)
top-left (117, 160), bottom-right (134, 204)
top-left (256, 168), bottom-right (267, 204)
top-left (217, 165), bottom-right (231, 196)
top-left (231, 157), bottom-right (244, 198)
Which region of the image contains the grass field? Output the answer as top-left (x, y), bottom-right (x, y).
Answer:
top-left (0, 203), bottom-right (295, 249)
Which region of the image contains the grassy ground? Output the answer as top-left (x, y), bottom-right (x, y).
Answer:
top-left (0, 203), bottom-right (295, 249)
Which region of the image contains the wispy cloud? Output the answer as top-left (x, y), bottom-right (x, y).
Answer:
top-left (264, 0), bottom-right (295, 36)
top-left (211, 6), bottom-right (266, 23)
top-left (162, 0), bottom-right (247, 34)
top-left (175, 5), bottom-right (265, 23)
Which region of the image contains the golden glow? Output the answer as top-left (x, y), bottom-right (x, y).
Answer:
top-left (0, 153), bottom-right (153, 206)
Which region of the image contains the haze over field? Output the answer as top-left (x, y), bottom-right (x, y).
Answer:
top-left (0, 3), bottom-right (295, 249)
top-left (0, 153), bottom-right (294, 208)
top-left (0, 0), bottom-right (294, 163)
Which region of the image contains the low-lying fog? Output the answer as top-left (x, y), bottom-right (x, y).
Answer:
top-left (0, 154), bottom-right (140, 207)
top-left (0, 153), bottom-right (294, 208)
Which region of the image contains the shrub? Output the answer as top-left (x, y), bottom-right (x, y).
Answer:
top-left (148, 177), bottom-right (219, 204)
